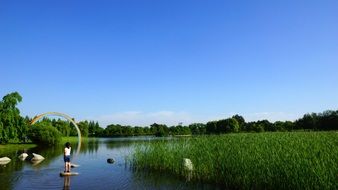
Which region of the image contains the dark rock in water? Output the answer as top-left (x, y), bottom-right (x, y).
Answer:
top-left (25, 154), bottom-right (34, 161)
top-left (71, 164), bottom-right (80, 168)
top-left (107, 158), bottom-right (115, 164)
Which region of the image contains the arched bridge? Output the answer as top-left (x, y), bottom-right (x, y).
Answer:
top-left (31, 112), bottom-right (82, 156)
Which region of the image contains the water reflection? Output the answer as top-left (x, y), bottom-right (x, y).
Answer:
top-left (63, 176), bottom-right (70, 190)
top-left (0, 137), bottom-right (221, 190)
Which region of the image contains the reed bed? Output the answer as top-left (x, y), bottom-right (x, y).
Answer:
top-left (130, 132), bottom-right (338, 189)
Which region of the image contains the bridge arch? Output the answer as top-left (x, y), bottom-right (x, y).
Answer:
top-left (31, 112), bottom-right (81, 156)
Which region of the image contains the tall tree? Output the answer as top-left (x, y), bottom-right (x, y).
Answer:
top-left (0, 92), bottom-right (23, 143)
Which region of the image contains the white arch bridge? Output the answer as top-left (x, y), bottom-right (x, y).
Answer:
top-left (30, 112), bottom-right (82, 156)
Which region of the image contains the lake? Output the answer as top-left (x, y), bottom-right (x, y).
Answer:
top-left (0, 137), bottom-right (220, 190)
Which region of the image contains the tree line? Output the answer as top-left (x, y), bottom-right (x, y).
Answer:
top-left (0, 92), bottom-right (337, 144)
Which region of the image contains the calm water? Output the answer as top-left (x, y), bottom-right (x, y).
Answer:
top-left (0, 137), bottom-right (219, 190)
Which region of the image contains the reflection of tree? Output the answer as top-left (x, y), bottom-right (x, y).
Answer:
top-left (85, 139), bottom-right (99, 154)
top-left (0, 151), bottom-right (26, 190)
top-left (105, 141), bottom-right (136, 149)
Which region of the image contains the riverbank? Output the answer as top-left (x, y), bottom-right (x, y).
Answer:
top-left (0, 136), bottom-right (85, 156)
top-left (131, 131), bottom-right (338, 189)
top-left (0, 144), bottom-right (37, 156)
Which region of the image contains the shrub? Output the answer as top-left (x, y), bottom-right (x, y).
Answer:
top-left (28, 121), bottom-right (62, 145)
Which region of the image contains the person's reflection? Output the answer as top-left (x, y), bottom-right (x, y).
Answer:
top-left (63, 176), bottom-right (71, 190)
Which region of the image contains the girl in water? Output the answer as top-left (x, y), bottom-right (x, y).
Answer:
top-left (64, 142), bottom-right (71, 173)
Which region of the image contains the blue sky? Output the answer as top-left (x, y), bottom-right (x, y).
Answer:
top-left (1, 0), bottom-right (337, 127)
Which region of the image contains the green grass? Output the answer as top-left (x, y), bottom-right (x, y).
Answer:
top-left (130, 132), bottom-right (338, 189)
top-left (61, 136), bottom-right (88, 143)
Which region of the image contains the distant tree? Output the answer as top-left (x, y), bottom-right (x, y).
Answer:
top-left (232, 115), bottom-right (245, 130)
top-left (295, 113), bottom-right (318, 130)
top-left (206, 121), bottom-right (217, 134)
top-left (121, 126), bottom-right (133, 136)
top-left (253, 123), bottom-right (265, 132)
top-left (69, 121), bottom-right (78, 136)
top-left (284, 121), bottom-right (295, 131)
top-left (105, 124), bottom-right (122, 137)
top-left (273, 121), bottom-right (286, 131)
top-left (256, 120), bottom-right (273, 131)
top-left (94, 122), bottom-right (102, 136)
top-left (216, 119), bottom-right (228, 133)
top-left (143, 127), bottom-right (151, 135)
top-left (53, 118), bottom-right (71, 136)
top-left (226, 118), bottom-right (240, 133)
top-left (150, 123), bottom-right (169, 137)
top-left (134, 127), bottom-right (144, 136)
top-left (318, 110), bottom-right (338, 130)
top-left (215, 118), bottom-right (239, 133)
top-left (77, 121), bottom-right (89, 137)
top-left (189, 123), bottom-right (206, 135)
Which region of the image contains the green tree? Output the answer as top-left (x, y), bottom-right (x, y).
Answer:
top-left (28, 121), bottom-right (62, 145)
top-left (0, 92), bottom-right (23, 143)
top-left (189, 123), bottom-right (206, 135)
top-left (295, 113), bottom-right (318, 130)
top-left (206, 121), bottom-right (217, 134)
top-left (53, 118), bottom-right (71, 136)
top-left (232, 115), bottom-right (245, 131)
top-left (78, 121), bottom-right (89, 137)
top-left (134, 127), bottom-right (144, 136)
top-left (226, 118), bottom-right (240, 133)
top-left (150, 123), bottom-right (169, 137)
top-left (318, 110), bottom-right (338, 130)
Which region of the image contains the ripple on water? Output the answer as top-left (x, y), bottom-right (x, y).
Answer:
top-left (13, 168), bottom-right (63, 190)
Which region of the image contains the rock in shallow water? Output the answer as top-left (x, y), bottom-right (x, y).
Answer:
top-left (0, 157), bottom-right (11, 165)
top-left (18, 153), bottom-right (28, 161)
top-left (31, 153), bottom-right (45, 161)
top-left (107, 158), bottom-right (115, 164)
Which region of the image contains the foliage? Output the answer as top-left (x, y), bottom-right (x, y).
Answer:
top-left (150, 123), bottom-right (169, 137)
top-left (77, 121), bottom-right (89, 137)
top-left (131, 132), bottom-right (338, 189)
top-left (0, 92), bottom-right (24, 143)
top-left (28, 121), bottom-right (62, 145)
top-left (188, 123), bottom-right (206, 135)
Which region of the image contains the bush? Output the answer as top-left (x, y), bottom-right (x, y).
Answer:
top-left (28, 122), bottom-right (62, 145)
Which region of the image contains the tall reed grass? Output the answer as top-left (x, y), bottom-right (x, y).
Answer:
top-left (130, 132), bottom-right (338, 189)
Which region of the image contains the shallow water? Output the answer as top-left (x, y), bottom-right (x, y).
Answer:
top-left (0, 137), bottom-right (220, 190)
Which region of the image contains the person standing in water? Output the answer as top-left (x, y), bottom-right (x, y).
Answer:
top-left (64, 142), bottom-right (71, 173)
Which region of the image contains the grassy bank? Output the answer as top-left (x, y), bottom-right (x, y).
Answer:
top-left (0, 144), bottom-right (37, 156)
top-left (0, 136), bottom-right (86, 157)
top-left (130, 132), bottom-right (338, 189)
